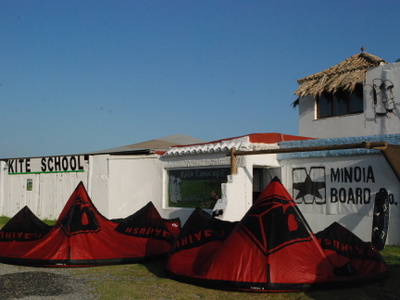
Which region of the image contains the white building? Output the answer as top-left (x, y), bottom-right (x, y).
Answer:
top-left (162, 132), bottom-right (400, 245)
top-left (1, 51), bottom-right (399, 247)
top-left (0, 135), bottom-right (205, 220)
top-left (294, 51), bottom-right (400, 138)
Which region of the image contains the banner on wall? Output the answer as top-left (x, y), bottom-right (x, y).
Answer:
top-left (7, 155), bottom-right (87, 174)
top-left (288, 157), bottom-right (397, 216)
top-left (168, 168), bottom-right (230, 209)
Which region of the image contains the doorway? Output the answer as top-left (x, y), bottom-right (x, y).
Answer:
top-left (253, 167), bottom-right (281, 203)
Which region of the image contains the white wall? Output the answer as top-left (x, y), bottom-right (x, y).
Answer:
top-left (0, 154), bottom-right (164, 221)
top-left (90, 152), bottom-right (235, 223)
top-left (2, 171), bottom-right (88, 219)
top-left (0, 156), bottom-right (89, 219)
top-left (365, 63), bottom-right (400, 134)
top-left (0, 161), bottom-right (5, 216)
top-left (299, 94), bottom-right (367, 138)
top-left (87, 155), bottom-right (110, 218)
top-left (95, 151), bottom-right (281, 224)
top-left (280, 153), bottom-right (400, 245)
top-left (106, 155), bottom-right (164, 219)
top-left (221, 170), bottom-right (249, 222)
top-left (299, 63), bottom-right (400, 138)
top-left (217, 154), bottom-right (281, 222)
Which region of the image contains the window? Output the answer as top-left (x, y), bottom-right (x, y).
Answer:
top-left (317, 93), bottom-right (333, 118)
top-left (168, 168), bottom-right (230, 209)
top-left (316, 85), bottom-right (363, 118)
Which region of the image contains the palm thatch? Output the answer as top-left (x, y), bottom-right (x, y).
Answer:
top-left (294, 52), bottom-right (387, 101)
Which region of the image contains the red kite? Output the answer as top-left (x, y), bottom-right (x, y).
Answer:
top-left (166, 177), bottom-right (389, 292)
top-left (0, 182), bottom-right (179, 267)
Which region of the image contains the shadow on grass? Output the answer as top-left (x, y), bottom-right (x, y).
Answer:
top-left (141, 247), bottom-right (400, 300)
top-left (142, 257), bottom-right (168, 278)
top-left (305, 273), bottom-right (397, 300)
top-left (306, 246), bottom-right (400, 300)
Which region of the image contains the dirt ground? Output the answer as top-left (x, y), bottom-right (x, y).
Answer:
top-left (0, 263), bottom-right (95, 300)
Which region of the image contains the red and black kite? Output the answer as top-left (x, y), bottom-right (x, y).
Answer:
top-left (0, 206), bottom-right (52, 242)
top-left (0, 182), bottom-right (180, 267)
top-left (166, 177), bottom-right (389, 292)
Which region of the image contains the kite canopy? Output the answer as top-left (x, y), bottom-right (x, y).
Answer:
top-left (0, 206), bottom-right (52, 242)
top-left (166, 177), bottom-right (389, 292)
top-left (0, 182), bottom-right (180, 267)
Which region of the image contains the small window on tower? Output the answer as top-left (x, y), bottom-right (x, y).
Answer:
top-left (316, 85), bottom-right (363, 118)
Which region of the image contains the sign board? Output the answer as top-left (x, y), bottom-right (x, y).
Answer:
top-left (168, 168), bottom-right (230, 209)
top-left (284, 155), bottom-right (397, 216)
top-left (7, 155), bottom-right (87, 174)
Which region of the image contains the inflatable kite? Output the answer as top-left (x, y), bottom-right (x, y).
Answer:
top-left (166, 177), bottom-right (389, 292)
top-left (0, 182), bottom-right (180, 267)
top-left (0, 206), bottom-right (52, 242)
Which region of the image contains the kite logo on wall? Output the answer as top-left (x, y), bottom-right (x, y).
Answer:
top-left (59, 196), bottom-right (100, 236)
top-left (292, 167), bottom-right (326, 204)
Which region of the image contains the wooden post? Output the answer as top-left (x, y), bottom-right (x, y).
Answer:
top-left (230, 147), bottom-right (237, 175)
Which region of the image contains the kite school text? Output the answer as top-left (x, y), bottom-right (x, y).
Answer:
top-left (7, 155), bottom-right (86, 174)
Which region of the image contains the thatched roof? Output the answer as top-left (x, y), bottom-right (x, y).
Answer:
top-left (294, 52), bottom-right (387, 99)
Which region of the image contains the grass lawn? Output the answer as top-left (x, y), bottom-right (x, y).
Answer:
top-left (0, 216), bottom-right (10, 228)
top-left (69, 247), bottom-right (400, 300)
top-left (0, 216), bottom-right (55, 227)
top-left (1, 217), bottom-right (399, 299)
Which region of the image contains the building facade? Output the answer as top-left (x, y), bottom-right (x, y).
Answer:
top-left (0, 51), bottom-right (399, 247)
top-left (295, 52), bottom-right (400, 138)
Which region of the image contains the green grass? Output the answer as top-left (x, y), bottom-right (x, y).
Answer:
top-left (42, 219), bottom-right (57, 226)
top-left (0, 216), bottom-right (10, 228)
top-left (71, 261), bottom-right (302, 300)
top-left (69, 246), bottom-right (400, 300)
top-left (0, 216), bottom-right (55, 228)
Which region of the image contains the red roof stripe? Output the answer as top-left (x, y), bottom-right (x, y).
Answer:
top-left (247, 133), bottom-right (312, 143)
top-left (171, 133), bottom-right (312, 148)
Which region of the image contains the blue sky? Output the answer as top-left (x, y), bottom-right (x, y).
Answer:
top-left (1, 0), bottom-right (400, 158)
